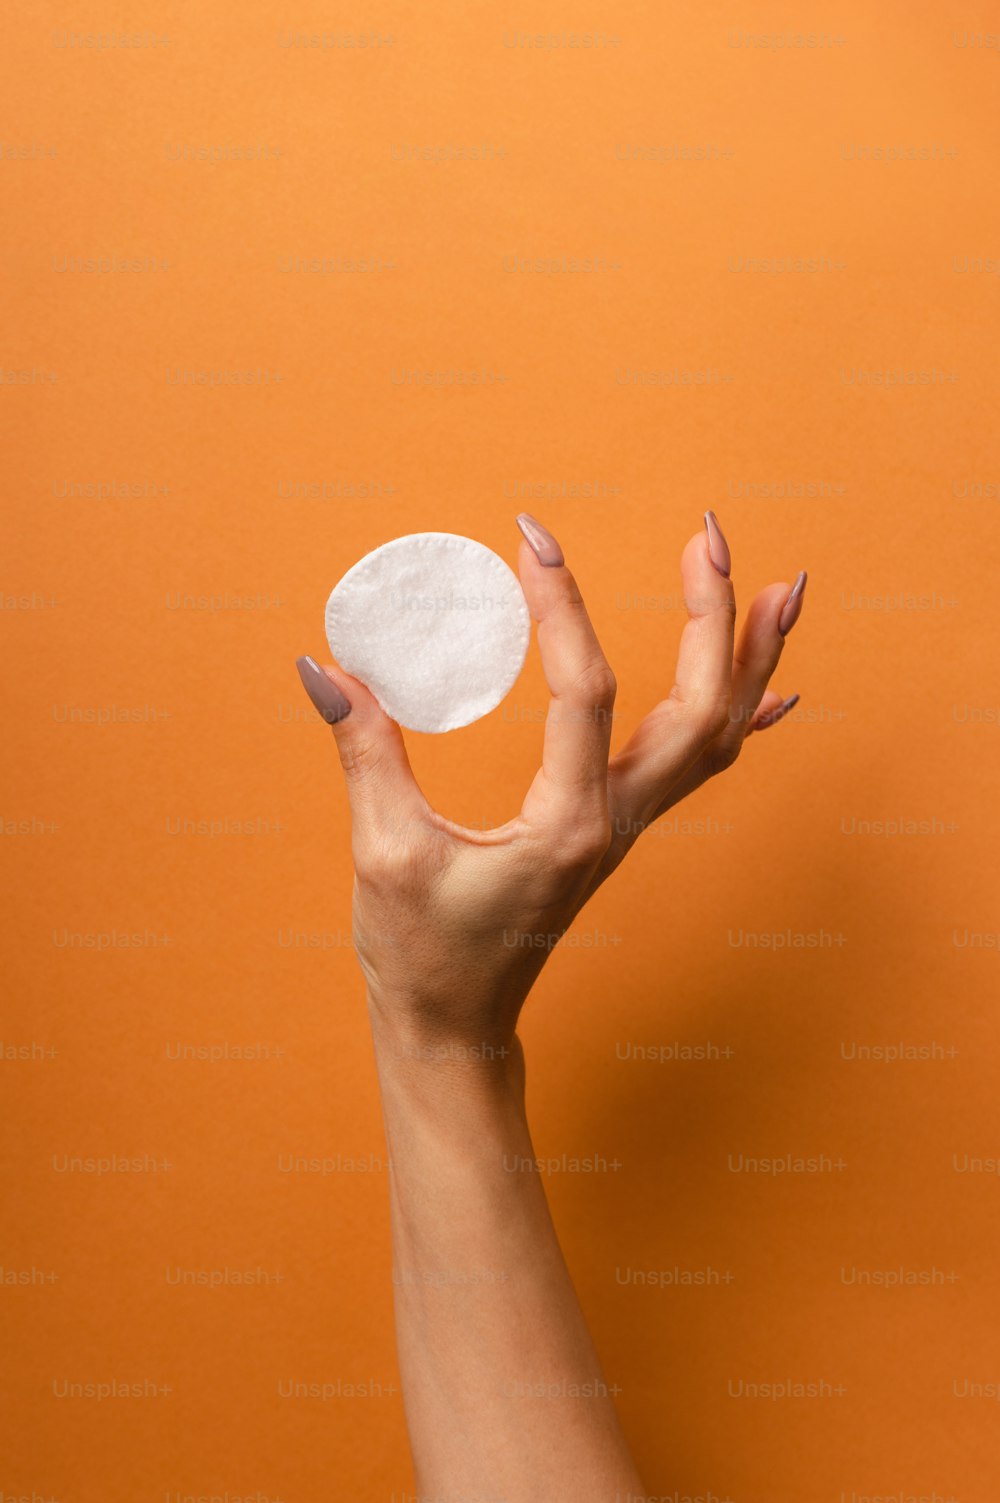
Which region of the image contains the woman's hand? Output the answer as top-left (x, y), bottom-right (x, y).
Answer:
top-left (296, 512), bottom-right (806, 1054)
top-left (296, 512), bottom-right (808, 1501)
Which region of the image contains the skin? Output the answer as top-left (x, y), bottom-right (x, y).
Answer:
top-left (301, 517), bottom-right (803, 1500)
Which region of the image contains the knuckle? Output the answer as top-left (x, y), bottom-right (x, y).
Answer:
top-left (568, 658), bottom-right (617, 711)
top-left (337, 734), bottom-right (381, 782)
top-left (554, 814), bottom-right (614, 869)
top-left (690, 596), bottom-right (737, 627)
top-left (670, 685), bottom-right (731, 743)
top-left (696, 695), bottom-right (732, 743)
top-left (353, 835), bottom-right (418, 888)
top-left (704, 736), bottom-right (742, 777)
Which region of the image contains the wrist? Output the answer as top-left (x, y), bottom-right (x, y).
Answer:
top-left (364, 977), bottom-right (526, 1062)
top-left (366, 993), bottom-right (527, 1121)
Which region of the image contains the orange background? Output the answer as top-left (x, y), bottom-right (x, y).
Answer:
top-left (3, 2), bottom-right (1000, 1499)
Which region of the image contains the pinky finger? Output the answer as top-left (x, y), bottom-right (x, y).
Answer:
top-left (749, 691), bottom-right (800, 734)
top-left (642, 686), bottom-right (799, 825)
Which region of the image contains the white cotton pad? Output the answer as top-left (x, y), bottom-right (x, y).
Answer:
top-left (324, 532), bottom-right (531, 733)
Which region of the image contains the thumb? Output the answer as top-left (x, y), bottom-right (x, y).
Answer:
top-left (294, 655), bottom-right (425, 837)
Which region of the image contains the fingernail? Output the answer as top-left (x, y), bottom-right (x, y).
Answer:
top-left (704, 510), bottom-right (731, 578)
top-left (778, 571), bottom-right (808, 636)
top-left (516, 512), bottom-right (564, 568)
top-left (755, 693), bottom-right (800, 732)
top-left (296, 655), bottom-right (351, 724)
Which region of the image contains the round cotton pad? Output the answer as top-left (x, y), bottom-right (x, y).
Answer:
top-left (324, 532), bottom-right (531, 734)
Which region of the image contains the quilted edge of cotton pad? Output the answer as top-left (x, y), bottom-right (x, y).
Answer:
top-left (324, 532), bottom-right (532, 734)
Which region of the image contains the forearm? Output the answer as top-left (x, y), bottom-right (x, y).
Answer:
top-left (369, 1006), bottom-right (644, 1502)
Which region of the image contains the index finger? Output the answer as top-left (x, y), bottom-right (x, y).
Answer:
top-left (514, 513), bottom-right (617, 824)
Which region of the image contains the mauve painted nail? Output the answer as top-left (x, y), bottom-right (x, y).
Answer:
top-left (516, 512), bottom-right (564, 568)
top-left (704, 510), bottom-right (732, 578)
top-left (755, 693), bottom-right (800, 731)
top-left (778, 571), bottom-right (808, 636)
top-left (296, 655), bottom-right (351, 724)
